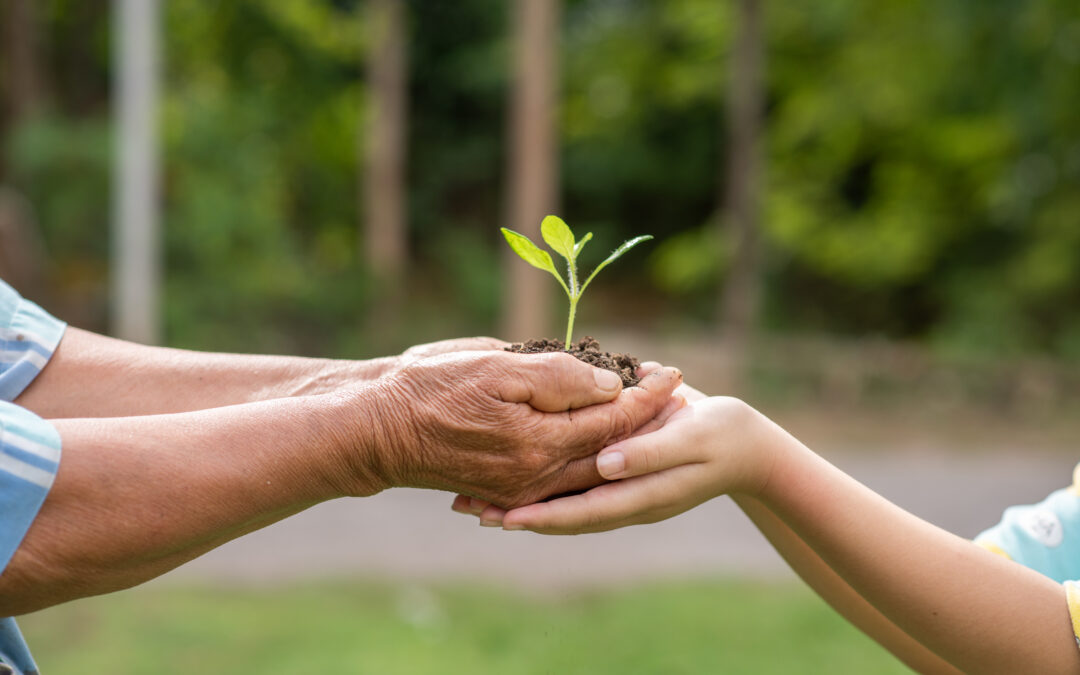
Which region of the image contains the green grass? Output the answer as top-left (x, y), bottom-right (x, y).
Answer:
top-left (18, 579), bottom-right (911, 674)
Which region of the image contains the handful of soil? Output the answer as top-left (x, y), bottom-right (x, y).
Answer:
top-left (505, 336), bottom-right (642, 388)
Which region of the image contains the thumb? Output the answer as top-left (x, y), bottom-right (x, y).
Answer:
top-left (595, 406), bottom-right (695, 480)
top-left (498, 351), bottom-right (625, 412)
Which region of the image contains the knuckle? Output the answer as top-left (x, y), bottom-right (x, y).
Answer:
top-left (580, 495), bottom-right (608, 531)
top-left (713, 396), bottom-right (753, 424)
top-left (610, 406), bottom-right (637, 443)
top-left (642, 444), bottom-right (664, 473)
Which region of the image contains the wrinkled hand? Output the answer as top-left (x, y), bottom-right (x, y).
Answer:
top-left (357, 350), bottom-right (683, 508)
top-left (450, 369), bottom-right (698, 524)
top-left (398, 337), bottom-right (509, 367)
top-left (454, 385), bottom-right (776, 534)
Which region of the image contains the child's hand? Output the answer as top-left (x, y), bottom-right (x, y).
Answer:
top-left (460, 396), bottom-right (776, 534)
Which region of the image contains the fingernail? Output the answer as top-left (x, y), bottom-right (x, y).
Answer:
top-left (597, 451), bottom-right (626, 478)
top-left (480, 519), bottom-right (502, 527)
top-left (468, 498), bottom-right (486, 515)
top-left (503, 523), bottom-right (525, 531)
top-left (637, 361), bottom-right (663, 376)
top-left (644, 366), bottom-right (675, 380)
top-left (594, 368), bottom-right (622, 392)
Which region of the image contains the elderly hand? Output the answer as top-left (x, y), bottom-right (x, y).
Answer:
top-left (335, 350), bottom-right (682, 508)
top-left (398, 336), bottom-right (509, 366)
top-left (450, 380), bottom-right (716, 527)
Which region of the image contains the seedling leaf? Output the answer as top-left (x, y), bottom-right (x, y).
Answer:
top-left (573, 232), bottom-right (593, 256)
top-left (541, 215), bottom-right (576, 262)
top-left (501, 218), bottom-right (652, 350)
top-left (500, 227), bottom-right (570, 294)
top-left (580, 235), bottom-right (654, 293)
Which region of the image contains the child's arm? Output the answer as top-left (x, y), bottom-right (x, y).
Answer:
top-left (493, 397), bottom-right (1080, 674)
top-left (734, 495), bottom-right (962, 674)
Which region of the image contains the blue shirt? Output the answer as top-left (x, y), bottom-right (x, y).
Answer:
top-left (0, 280), bottom-right (67, 675)
top-left (975, 463), bottom-right (1080, 649)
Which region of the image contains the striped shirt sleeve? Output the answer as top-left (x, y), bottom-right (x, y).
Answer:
top-left (0, 280), bottom-right (65, 573)
top-left (0, 280), bottom-right (64, 675)
top-left (0, 401), bottom-right (61, 573)
top-left (0, 279), bottom-right (66, 402)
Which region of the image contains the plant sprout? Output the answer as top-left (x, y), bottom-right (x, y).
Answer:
top-left (501, 215), bottom-right (653, 350)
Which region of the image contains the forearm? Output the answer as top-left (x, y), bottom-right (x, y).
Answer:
top-left (755, 431), bottom-right (1080, 674)
top-left (15, 327), bottom-right (400, 418)
top-left (0, 391), bottom-right (383, 615)
top-left (733, 495), bottom-right (962, 674)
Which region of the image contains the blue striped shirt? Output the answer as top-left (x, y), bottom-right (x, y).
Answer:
top-left (0, 279), bottom-right (66, 675)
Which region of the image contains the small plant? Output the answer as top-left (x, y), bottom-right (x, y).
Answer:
top-left (501, 215), bottom-right (653, 350)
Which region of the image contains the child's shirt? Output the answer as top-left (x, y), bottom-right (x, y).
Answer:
top-left (975, 464), bottom-right (1080, 649)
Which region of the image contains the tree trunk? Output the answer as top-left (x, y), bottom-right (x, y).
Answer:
top-left (718, 0), bottom-right (766, 391)
top-left (1, 0), bottom-right (49, 301)
top-left (2, 0), bottom-right (46, 123)
top-left (0, 188), bottom-right (45, 300)
top-left (111, 0), bottom-right (161, 345)
top-left (502, 0), bottom-right (560, 342)
top-left (1, 0), bottom-right (47, 184)
top-left (362, 0), bottom-right (408, 284)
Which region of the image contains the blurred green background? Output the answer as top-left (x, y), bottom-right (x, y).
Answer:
top-left (17, 580), bottom-right (910, 674)
top-left (3, 1), bottom-right (1080, 672)
top-left (4, 1), bottom-right (1079, 363)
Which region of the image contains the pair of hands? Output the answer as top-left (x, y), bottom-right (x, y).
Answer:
top-left (332, 337), bottom-right (686, 509)
top-left (451, 382), bottom-right (776, 534)
top-left (383, 337), bottom-right (776, 532)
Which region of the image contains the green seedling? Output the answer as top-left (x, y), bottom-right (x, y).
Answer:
top-left (501, 215), bottom-right (653, 350)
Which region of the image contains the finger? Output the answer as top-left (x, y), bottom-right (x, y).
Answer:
top-left (469, 496), bottom-right (492, 514)
top-left (492, 453), bottom-right (605, 510)
top-left (675, 382), bottom-right (707, 402)
top-left (542, 454), bottom-right (605, 501)
top-left (627, 393), bottom-right (687, 439)
top-left (451, 494), bottom-right (491, 516)
top-left (636, 361), bottom-right (663, 377)
top-left (404, 337), bottom-right (509, 363)
top-left (469, 336), bottom-right (511, 351)
top-left (451, 494), bottom-right (474, 515)
top-left (595, 405), bottom-right (697, 480)
top-left (497, 351), bottom-right (625, 412)
top-left (502, 467), bottom-right (698, 534)
top-left (554, 366), bottom-right (683, 451)
top-left (479, 504), bottom-right (507, 527)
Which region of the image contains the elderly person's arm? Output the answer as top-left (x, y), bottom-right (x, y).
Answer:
top-left (15, 326), bottom-right (506, 418)
top-left (0, 350), bottom-right (682, 616)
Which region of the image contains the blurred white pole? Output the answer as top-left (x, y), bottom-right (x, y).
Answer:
top-left (111, 0), bottom-right (160, 344)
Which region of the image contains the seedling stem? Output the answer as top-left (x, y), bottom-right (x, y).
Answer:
top-left (501, 216), bottom-right (652, 350)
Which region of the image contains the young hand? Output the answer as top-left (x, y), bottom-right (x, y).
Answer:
top-left (456, 392), bottom-right (779, 534)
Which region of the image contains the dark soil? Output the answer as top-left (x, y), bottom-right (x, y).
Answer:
top-left (505, 336), bottom-right (642, 387)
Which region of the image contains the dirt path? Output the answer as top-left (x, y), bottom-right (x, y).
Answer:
top-left (154, 446), bottom-right (1077, 591)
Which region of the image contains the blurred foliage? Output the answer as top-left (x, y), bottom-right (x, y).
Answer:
top-left (2, 0), bottom-right (1079, 359)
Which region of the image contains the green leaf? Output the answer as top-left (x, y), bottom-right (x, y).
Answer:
top-left (500, 227), bottom-right (571, 295)
top-left (580, 235), bottom-right (654, 293)
top-left (540, 215), bottom-right (576, 262)
top-left (573, 232), bottom-right (593, 256)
